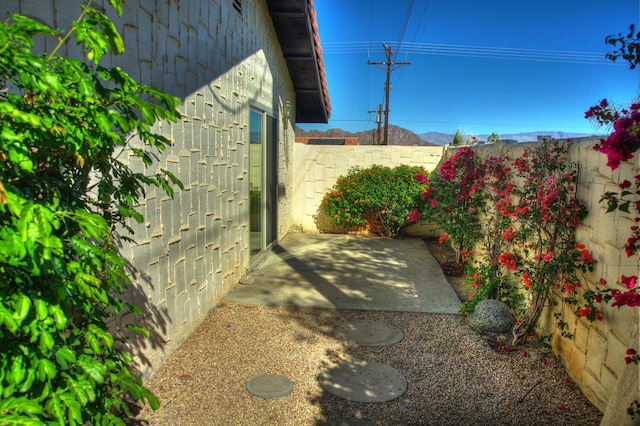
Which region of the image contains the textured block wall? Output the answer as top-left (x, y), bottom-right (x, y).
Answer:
top-left (1, 0), bottom-right (296, 378)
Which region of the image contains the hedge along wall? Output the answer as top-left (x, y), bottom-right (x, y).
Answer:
top-left (291, 144), bottom-right (445, 235)
top-left (470, 138), bottom-right (640, 420)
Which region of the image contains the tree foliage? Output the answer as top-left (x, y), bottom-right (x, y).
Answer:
top-left (0, 1), bottom-right (182, 423)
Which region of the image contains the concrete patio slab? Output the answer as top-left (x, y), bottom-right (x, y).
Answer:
top-left (224, 233), bottom-right (461, 314)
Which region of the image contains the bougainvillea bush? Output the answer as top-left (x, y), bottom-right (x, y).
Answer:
top-left (419, 141), bottom-right (593, 345)
top-left (321, 164), bottom-right (428, 238)
top-left (498, 141), bottom-right (592, 345)
top-left (0, 2), bottom-right (181, 424)
top-left (417, 146), bottom-right (485, 266)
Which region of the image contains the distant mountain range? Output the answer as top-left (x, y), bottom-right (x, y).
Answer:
top-left (420, 131), bottom-right (602, 145)
top-left (296, 124), bottom-right (433, 146)
top-left (295, 126), bottom-right (600, 146)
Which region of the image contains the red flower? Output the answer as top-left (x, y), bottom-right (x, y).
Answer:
top-left (438, 232), bottom-right (449, 244)
top-left (523, 273), bottom-right (531, 289)
top-left (579, 249), bottom-right (594, 263)
top-left (501, 226), bottom-right (516, 241)
top-left (498, 253), bottom-right (517, 271)
top-left (621, 275), bottom-right (638, 289)
top-left (577, 307), bottom-right (592, 317)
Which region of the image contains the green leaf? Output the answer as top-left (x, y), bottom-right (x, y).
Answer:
top-left (59, 392), bottom-right (83, 424)
top-left (619, 201), bottom-right (631, 213)
top-left (11, 293), bottom-right (31, 325)
top-left (18, 367), bottom-right (35, 393)
top-left (66, 376), bottom-right (96, 406)
top-left (39, 330), bottom-right (55, 352)
top-left (34, 299), bottom-right (48, 321)
top-left (10, 355), bottom-right (26, 384)
top-left (77, 355), bottom-right (106, 384)
top-left (90, 9), bottom-right (124, 55)
top-left (1, 306), bottom-right (19, 333)
top-left (162, 168), bottom-right (185, 190)
top-left (50, 304), bottom-right (67, 331)
top-left (0, 414), bottom-right (44, 425)
top-left (0, 396), bottom-right (43, 416)
top-left (108, 0), bottom-right (124, 16)
top-left (54, 348), bottom-right (76, 371)
top-left (145, 389), bottom-right (161, 411)
top-left (44, 393), bottom-right (65, 424)
top-left (0, 102), bottom-right (42, 128)
top-left (37, 358), bottom-right (57, 381)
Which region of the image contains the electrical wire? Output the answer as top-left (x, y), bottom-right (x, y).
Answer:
top-left (393, 0), bottom-right (414, 63)
top-left (323, 41), bottom-right (619, 65)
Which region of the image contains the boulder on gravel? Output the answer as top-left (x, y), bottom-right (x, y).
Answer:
top-left (467, 299), bottom-right (515, 333)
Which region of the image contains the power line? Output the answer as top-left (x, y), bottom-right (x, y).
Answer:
top-left (322, 41), bottom-right (621, 65)
top-left (393, 0), bottom-right (414, 63)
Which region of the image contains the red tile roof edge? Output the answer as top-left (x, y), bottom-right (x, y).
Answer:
top-left (308, 0), bottom-right (332, 119)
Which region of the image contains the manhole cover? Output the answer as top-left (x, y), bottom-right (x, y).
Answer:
top-left (246, 374), bottom-right (293, 399)
top-left (319, 360), bottom-right (407, 402)
top-left (334, 320), bottom-right (403, 346)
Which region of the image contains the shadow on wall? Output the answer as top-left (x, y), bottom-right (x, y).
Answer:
top-left (112, 259), bottom-right (171, 381)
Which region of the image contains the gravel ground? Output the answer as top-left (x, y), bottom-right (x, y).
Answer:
top-left (128, 303), bottom-right (603, 426)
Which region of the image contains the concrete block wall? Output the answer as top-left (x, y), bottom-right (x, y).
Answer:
top-left (2, 0), bottom-right (297, 378)
top-left (292, 144), bottom-right (445, 233)
top-left (470, 139), bottom-right (640, 420)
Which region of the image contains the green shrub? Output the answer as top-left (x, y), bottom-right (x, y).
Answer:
top-left (321, 164), bottom-right (427, 237)
top-left (0, 2), bottom-right (181, 424)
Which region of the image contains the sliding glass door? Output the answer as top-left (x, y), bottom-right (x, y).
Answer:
top-left (249, 107), bottom-right (277, 259)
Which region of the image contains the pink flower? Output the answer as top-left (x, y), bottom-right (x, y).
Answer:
top-left (621, 275), bottom-right (638, 289)
top-left (408, 210), bottom-right (421, 223)
top-left (542, 252), bottom-right (554, 262)
top-left (430, 198), bottom-right (437, 208)
top-left (557, 403), bottom-right (566, 411)
top-left (414, 173), bottom-right (429, 185)
top-left (438, 232), bottom-right (450, 244)
top-left (620, 180), bottom-right (632, 189)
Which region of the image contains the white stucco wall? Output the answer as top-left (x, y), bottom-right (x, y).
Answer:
top-left (0, 0), bottom-right (297, 378)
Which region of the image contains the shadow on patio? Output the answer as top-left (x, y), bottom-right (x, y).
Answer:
top-left (224, 232), bottom-right (461, 314)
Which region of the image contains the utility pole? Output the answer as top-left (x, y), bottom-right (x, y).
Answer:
top-left (368, 43), bottom-right (410, 145)
top-left (367, 103), bottom-right (382, 144)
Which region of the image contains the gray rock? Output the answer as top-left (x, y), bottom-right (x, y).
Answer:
top-left (467, 299), bottom-right (515, 333)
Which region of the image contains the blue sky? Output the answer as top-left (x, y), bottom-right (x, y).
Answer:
top-left (298, 0), bottom-right (640, 137)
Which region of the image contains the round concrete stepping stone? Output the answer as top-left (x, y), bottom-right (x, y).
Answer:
top-left (333, 320), bottom-right (403, 346)
top-left (319, 360), bottom-right (407, 402)
top-left (246, 374), bottom-right (293, 399)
